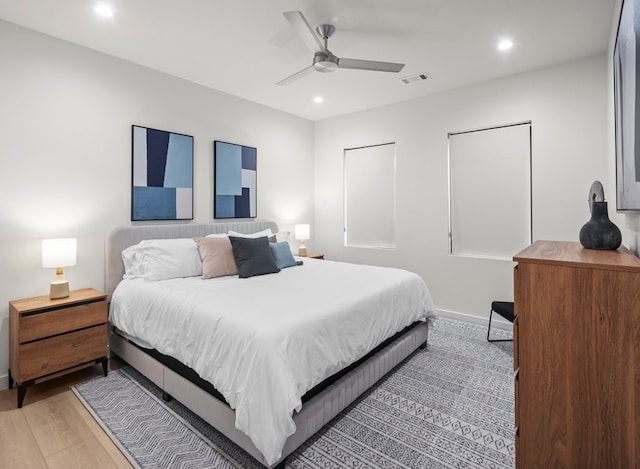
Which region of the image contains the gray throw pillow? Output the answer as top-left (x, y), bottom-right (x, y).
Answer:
top-left (229, 236), bottom-right (280, 278)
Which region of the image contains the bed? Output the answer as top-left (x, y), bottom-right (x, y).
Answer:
top-left (106, 221), bottom-right (437, 468)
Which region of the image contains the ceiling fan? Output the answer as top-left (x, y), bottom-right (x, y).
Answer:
top-left (277, 10), bottom-right (405, 86)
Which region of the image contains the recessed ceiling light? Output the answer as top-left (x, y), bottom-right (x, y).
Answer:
top-left (497, 39), bottom-right (513, 51)
top-left (313, 96), bottom-right (323, 104)
top-left (95, 4), bottom-right (114, 17)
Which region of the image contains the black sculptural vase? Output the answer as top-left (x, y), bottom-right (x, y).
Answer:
top-left (579, 201), bottom-right (621, 250)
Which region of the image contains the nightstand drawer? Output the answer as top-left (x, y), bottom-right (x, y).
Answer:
top-left (18, 324), bottom-right (107, 382)
top-left (20, 301), bottom-right (107, 343)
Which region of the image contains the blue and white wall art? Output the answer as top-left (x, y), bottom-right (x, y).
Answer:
top-left (214, 140), bottom-right (257, 218)
top-left (131, 125), bottom-right (193, 220)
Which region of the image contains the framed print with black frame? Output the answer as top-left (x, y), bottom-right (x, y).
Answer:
top-left (214, 140), bottom-right (257, 219)
top-left (131, 125), bottom-right (194, 221)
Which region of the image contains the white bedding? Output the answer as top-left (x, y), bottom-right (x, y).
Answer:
top-left (109, 257), bottom-right (437, 465)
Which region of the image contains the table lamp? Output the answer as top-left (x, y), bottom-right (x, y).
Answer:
top-left (294, 224), bottom-right (310, 257)
top-left (42, 238), bottom-right (77, 299)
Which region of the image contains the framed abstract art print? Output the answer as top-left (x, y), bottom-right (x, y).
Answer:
top-left (214, 140), bottom-right (257, 219)
top-left (131, 125), bottom-right (194, 221)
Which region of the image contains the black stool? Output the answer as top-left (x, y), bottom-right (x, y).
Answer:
top-left (487, 301), bottom-right (515, 342)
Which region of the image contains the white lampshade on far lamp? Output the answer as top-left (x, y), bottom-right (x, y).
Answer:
top-left (42, 238), bottom-right (77, 299)
top-left (294, 224), bottom-right (310, 257)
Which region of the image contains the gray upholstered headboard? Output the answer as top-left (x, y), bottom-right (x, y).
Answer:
top-left (105, 220), bottom-right (279, 299)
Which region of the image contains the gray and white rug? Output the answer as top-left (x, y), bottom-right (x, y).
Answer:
top-left (73, 318), bottom-right (515, 468)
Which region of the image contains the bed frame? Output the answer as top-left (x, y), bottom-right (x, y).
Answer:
top-left (106, 220), bottom-right (429, 468)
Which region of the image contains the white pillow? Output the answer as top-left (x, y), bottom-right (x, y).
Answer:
top-left (122, 238), bottom-right (203, 281)
top-left (268, 231), bottom-right (290, 243)
top-left (205, 232), bottom-right (229, 238)
top-left (228, 228), bottom-right (273, 238)
top-left (122, 245), bottom-right (144, 279)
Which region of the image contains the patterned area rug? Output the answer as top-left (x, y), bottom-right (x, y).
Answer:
top-left (73, 318), bottom-right (514, 468)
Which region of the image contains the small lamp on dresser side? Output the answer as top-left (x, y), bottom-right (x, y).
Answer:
top-left (294, 224), bottom-right (310, 257)
top-left (42, 238), bottom-right (77, 299)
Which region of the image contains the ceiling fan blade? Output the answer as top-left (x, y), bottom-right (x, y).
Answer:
top-left (283, 11), bottom-right (325, 52)
top-left (337, 57), bottom-right (405, 73)
top-left (276, 65), bottom-right (315, 86)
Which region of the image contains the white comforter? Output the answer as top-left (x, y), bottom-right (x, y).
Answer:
top-left (110, 258), bottom-right (437, 465)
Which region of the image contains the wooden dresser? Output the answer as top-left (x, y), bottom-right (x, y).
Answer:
top-left (513, 241), bottom-right (640, 468)
top-left (9, 288), bottom-right (108, 407)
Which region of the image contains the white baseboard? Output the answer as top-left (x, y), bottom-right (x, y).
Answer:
top-left (436, 308), bottom-right (513, 332)
top-left (0, 373), bottom-right (8, 391)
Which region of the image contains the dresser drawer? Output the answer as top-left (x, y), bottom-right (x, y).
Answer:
top-left (20, 301), bottom-right (107, 343)
top-left (18, 324), bottom-right (107, 382)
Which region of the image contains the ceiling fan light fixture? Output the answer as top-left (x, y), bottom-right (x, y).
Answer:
top-left (313, 52), bottom-right (339, 73)
top-left (314, 61), bottom-right (338, 73)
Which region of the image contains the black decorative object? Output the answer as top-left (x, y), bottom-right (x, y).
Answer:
top-left (579, 181), bottom-right (621, 250)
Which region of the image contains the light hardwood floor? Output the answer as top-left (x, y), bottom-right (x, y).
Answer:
top-left (0, 360), bottom-right (133, 469)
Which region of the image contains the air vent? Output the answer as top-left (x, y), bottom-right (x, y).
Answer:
top-left (399, 73), bottom-right (431, 85)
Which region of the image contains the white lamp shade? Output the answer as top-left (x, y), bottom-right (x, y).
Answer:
top-left (42, 238), bottom-right (77, 268)
top-left (294, 224), bottom-right (310, 241)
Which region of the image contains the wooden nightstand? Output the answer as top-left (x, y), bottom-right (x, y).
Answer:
top-left (9, 288), bottom-right (108, 408)
top-left (305, 253), bottom-right (324, 259)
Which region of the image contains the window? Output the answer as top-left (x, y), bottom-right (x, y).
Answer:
top-left (344, 143), bottom-right (396, 249)
top-left (448, 122), bottom-right (532, 259)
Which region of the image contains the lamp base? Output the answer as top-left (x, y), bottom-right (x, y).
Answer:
top-left (50, 280), bottom-right (70, 299)
top-left (298, 245), bottom-right (308, 257)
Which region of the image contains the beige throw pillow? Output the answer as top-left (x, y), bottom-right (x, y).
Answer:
top-left (194, 236), bottom-right (238, 279)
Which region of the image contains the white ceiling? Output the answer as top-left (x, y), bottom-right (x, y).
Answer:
top-left (0, 0), bottom-right (617, 121)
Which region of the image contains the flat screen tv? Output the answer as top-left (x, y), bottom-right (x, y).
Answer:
top-left (615, 0), bottom-right (640, 210)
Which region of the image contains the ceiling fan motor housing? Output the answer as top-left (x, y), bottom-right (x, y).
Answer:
top-left (313, 51), bottom-right (338, 72)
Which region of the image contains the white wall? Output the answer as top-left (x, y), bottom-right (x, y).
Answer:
top-left (314, 54), bottom-right (609, 320)
top-left (0, 20), bottom-right (314, 389)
